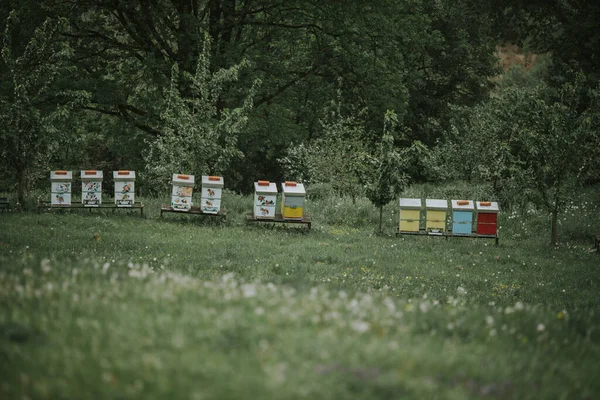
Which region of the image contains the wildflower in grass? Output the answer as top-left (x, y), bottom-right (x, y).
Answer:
top-left (40, 259), bottom-right (51, 274)
top-left (486, 316), bottom-right (494, 326)
top-left (456, 286), bottom-right (467, 296)
top-left (537, 323), bottom-right (545, 332)
top-left (351, 320), bottom-right (369, 333)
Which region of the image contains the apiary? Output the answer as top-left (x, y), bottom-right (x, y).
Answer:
top-left (201, 175), bottom-right (224, 214)
top-left (254, 180), bottom-right (277, 219)
top-left (476, 201), bottom-right (500, 236)
top-left (399, 198), bottom-right (422, 233)
top-left (171, 174), bottom-right (194, 211)
top-left (50, 170), bottom-right (73, 206)
top-left (451, 200), bottom-right (474, 236)
top-left (81, 170), bottom-right (103, 207)
top-left (425, 199), bottom-right (448, 234)
top-left (281, 181), bottom-right (306, 220)
top-left (113, 170), bottom-right (136, 207)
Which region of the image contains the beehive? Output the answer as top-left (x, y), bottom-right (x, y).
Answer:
top-left (476, 201), bottom-right (500, 236)
top-left (254, 180), bottom-right (277, 219)
top-left (201, 175), bottom-right (224, 214)
top-left (399, 198), bottom-right (422, 233)
top-left (425, 199), bottom-right (448, 234)
top-left (81, 170), bottom-right (103, 207)
top-left (113, 170), bottom-right (136, 207)
top-left (451, 200), bottom-right (474, 236)
top-left (171, 174), bottom-right (194, 211)
top-left (281, 181), bottom-right (306, 220)
top-left (50, 170), bottom-right (72, 206)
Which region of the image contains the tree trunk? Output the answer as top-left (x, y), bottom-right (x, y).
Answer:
top-left (17, 167), bottom-right (26, 206)
top-left (379, 206), bottom-right (383, 233)
top-left (551, 208), bottom-right (558, 246)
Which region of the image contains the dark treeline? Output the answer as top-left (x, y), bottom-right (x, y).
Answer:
top-left (1, 1), bottom-right (599, 208)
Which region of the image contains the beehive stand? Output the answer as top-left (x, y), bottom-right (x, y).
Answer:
top-left (246, 212), bottom-right (312, 230)
top-left (160, 205), bottom-right (226, 219)
top-left (37, 200), bottom-right (144, 216)
top-left (0, 197), bottom-right (10, 211)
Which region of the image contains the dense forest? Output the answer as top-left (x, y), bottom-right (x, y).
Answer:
top-left (1, 0), bottom-right (599, 241)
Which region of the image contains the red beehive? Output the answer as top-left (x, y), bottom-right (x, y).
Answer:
top-left (476, 201), bottom-right (499, 236)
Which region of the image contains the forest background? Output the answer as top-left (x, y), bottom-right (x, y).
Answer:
top-left (1, 0), bottom-right (599, 244)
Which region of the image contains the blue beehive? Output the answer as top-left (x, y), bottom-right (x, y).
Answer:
top-left (451, 200), bottom-right (474, 236)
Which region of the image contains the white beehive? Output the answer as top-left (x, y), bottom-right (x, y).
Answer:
top-left (81, 170), bottom-right (103, 207)
top-left (171, 173), bottom-right (194, 211)
top-left (201, 175), bottom-right (224, 214)
top-left (50, 170), bottom-right (73, 206)
top-left (281, 181), bottom-right (306, 220)
top-left (113, 170), bottom-right (136, 207)
top-left (254, 180), bottom-right (277, 219)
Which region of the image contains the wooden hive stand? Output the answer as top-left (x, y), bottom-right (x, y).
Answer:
top-left (0, 197), bottom-right (9, 211)
top-left (160, 205), bottom-right (227, 220)
top-left (246, 212), bottom-right (312, 230)
top-left (37, 200), bottom-right (145, 217)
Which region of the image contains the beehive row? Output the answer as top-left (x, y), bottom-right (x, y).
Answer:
top-left (50, 170), bottom-right (136, 207)
top-left (170, 174), bottom-right (224, 214)
top-left (399, 198), bottom-right (499, 236)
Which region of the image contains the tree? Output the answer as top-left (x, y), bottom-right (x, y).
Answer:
top-left (143, 36), bottom-right (260, 192)
top-left (510, 76), bottom-right (600, 245)
top-left (0, 11), bottom-right (88, 205)
top-left (365, 111), bottom-right (406, 233)
top-left (438, 71), bottom-right (600, 246)
top-left (278, 94), bottom-right (370, 203)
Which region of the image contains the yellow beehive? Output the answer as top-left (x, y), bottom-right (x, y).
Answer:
top-left (425, 199), bottom-right (448, 234)
top-left (281, 181), bottom-right (306, 220)
top-left (399, 198), bottom-right (421, 233)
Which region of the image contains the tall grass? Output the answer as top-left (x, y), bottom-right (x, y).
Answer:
top-left (1, 183), bottom-right (599, 399)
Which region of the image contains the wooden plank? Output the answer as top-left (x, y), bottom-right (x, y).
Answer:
top-left (160, 205), bottom-right (226, 219)
top-left (396, 228), bottom-right (499, 245)
top-left (245, 212), bottom-right (311, 229)
top-left (37, 201), bottom-right (144, 217)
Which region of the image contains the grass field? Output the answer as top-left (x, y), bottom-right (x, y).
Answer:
top-left (1, 185), bottom-right (599, 399)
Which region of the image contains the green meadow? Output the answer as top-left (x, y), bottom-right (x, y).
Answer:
top-left (1, 186), bottom-right (599, 399)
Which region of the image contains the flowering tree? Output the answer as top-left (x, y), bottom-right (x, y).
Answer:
top-left (365, 111), bottom-right (406, 232)
top-left (0, 12), bottom-right (88, 205)
top-left (143, 35), bottom-right (260, 192)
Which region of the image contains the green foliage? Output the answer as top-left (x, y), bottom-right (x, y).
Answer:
top-left (0, 10), bottom-right (89, 202)
top-left (279, 96), bottom-right (370, 202)
top-left (431, 68), bottom-right (600, 245)
top-left (364, 111), bottom-right (406, 231)
top-left (143, 36), bottom-right (260, 193)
